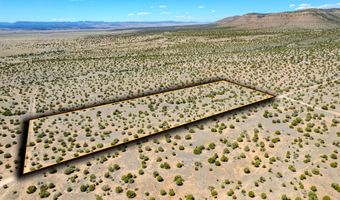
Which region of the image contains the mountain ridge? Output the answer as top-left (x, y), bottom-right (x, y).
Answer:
top-left (216, 8), bottom-right (340, 29)
top-left (0, 21), bottom-right (200, 30)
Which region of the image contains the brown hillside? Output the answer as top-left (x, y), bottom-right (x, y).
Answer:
top-left (217, 8), bottom-right (340, 29)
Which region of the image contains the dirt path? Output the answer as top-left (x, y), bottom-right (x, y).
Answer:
top-left (279, 77), bottom-right (340, 99)
top-left (277, 77), bottom-right (340, 116)
top-left (280, 96), bottom-right (340, 116)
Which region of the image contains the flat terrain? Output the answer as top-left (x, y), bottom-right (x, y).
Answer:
top-left (0, 27), bottom-right (339, 200)
top-left (24, 80), bottom-right (272, 174)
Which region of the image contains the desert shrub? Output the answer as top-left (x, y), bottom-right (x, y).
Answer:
top-left (4, 153), bottom-right (11, 158)
top-left (311, 168), bottom-right (320, 175)
top-left (126, 190), bottom-right (136, 198)
top-left (322, 196), bottom-right (331, 200)
top-left (185, 194), bottom-right (195, 200)
top-left (227, 189), bottom-right (234, 196)
top-left (96, 195), bottom-right (103, 200)
top-left (176, 162), bottom-right (184, 168)
top-left (193, 145), bottom-right (204, 155)
top-left (211, 189), bottom-right (218, 197)
top-left (101, 184), bottom-right (110, 191)
top-left (208, 142), bottom-right (216, 149)
top-left (244, 167), bottom-right (250, 174)
top-left (160, 162), bottom-right (170, 169)
top-left (121, 173), bottom-right (135, 183)
top-left (311, 186), bottom-right (317, 191)
top-left (53, 192), bottom-right (62, 200)
top-left (248, 191), bottom-right (255, 198)
top-left (221, 155), bottom-right (228, 162)
top-left (156, 176), bottom-right (164, 182)
top-left (169, 189), bottom-right (175, 196)
top-left (174, 175), bottom-right (184, 186)
top-left (80, 185), bottom-right (87, 192)
top-left (39, 190), bottom-right (50, 198)
top-left (26, 185), bottom-right (37, 194)
top-left (115, 186), bottom-right (123, 193)
top-left (288, 165), bottom-right (296, 172)
top-left (64, 167), bottom-right (75, 175)
top-left (281, 194), bottom-right (290, 200)
top-left (160, 189), bottom-right (167, 195)
top-left (330, 162), bottom-right (337, 168)
top-left (308, 191), bottom-right (318, 200)
top-left (331, 183), bottom-right (340, 192)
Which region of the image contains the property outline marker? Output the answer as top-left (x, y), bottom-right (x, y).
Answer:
top-left (22, 79), bottom-right (274, 175)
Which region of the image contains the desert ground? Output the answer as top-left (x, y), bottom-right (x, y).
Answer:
top-left (24, 80), bottom-right (272, 174)
top-left (0, 26), bottom-right (339, 200)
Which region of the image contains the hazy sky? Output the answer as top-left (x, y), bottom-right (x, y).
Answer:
top-left (0, 0), bottom-right (340, 22)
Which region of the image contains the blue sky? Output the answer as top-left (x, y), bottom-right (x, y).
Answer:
top-left (0, 0), bottom-right (340, 22)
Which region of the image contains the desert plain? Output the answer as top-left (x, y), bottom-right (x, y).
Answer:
top-left (0, 25), bottom-right (339, 200)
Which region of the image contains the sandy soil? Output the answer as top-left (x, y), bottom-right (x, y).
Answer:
top-left (0, 27), bottom-right (339, 200)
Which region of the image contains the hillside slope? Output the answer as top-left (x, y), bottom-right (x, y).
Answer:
top-left (217, 8), bottom-right (340, 29)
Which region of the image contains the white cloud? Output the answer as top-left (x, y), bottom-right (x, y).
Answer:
top-left (163, 11), bottom-right (171, 15)
top-left (319, 4), bottom-right (330, 8)
top-left (294, 2), bottom-right (340, 10)
top-left (289, 4), bottom-right (296, 8)
top-left (211, 10), bottom-right (216, 13)
top-left (318, 3), bottom-right (340, 8)
top-left (159, 5), bottom-right (167, 8)
top-left (137, 12), bottom-right (151, 16)
top-left (128, 13), bottom-right (134, 16)
top-left (295, 3), bottom-right (312, 10)
top-left (198, 5), bottom-right (204, 9)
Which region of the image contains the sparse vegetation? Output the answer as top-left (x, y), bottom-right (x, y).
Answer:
top-left (0, 24), bottom-right (339, 200)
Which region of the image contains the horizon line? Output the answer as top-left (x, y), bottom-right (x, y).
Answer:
top-left (1, 7), bottom-right (339, 24)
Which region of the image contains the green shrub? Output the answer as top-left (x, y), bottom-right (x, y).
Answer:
top-left (39, 190), bottom-right (50, 198)
top-left (101, 184), bottom-right (110, 191)
top-left (244, 167), bottom-right (250, 174)
top-left (308, 191), bottom-right (318, 200)
top-left (331, 183), bottom-right (340, 192)
top-left (169, 189), bottom-right (175, 196)
top-left (80, 185), bottom-right (87, 192)
top-left (115, 186), bottom-right (123, 193)
top-left (288, 165), bottom-right (296, 172)
top-left (311, 186), bottom-right (317, 191)
top-left (248, 191), bottom-right (255, 198)
top-left (156, 176), bottom-right (164, 182)
top-left (26, 185), bottom-right (37, 194)
top-left (126, 190), bottom-right (136, 198)
top-left (4, 153), bottom-right (11, 158)
top-left (185, 194), bottom-right (195, 200)
top-left (330, 162), bottom-right (337, 168)
top-left (64, 167), bottom-right (75, 175)
top-left (95, 195), bottom-right (103, 200)
top-left (322, 196), bottom-right (331, 200)
top-left (160, 189), bottom-right (167, 195)
top-left (174, 175), bottom-right (184, 186)
top-left (193, 145), bottom-right (204, 155)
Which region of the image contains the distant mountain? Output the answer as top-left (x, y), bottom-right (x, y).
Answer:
top-left (216, 8), bottom-right (340, 29)
top-left (0, 21), bottom-right (199, 30)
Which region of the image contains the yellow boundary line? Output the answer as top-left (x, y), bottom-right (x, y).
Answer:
top-left (23, 79), bottom-right (274, 174)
